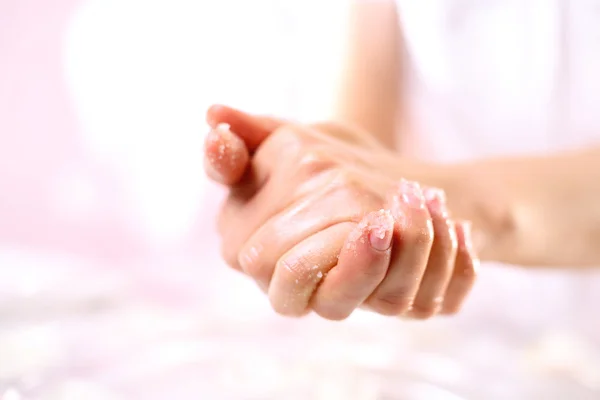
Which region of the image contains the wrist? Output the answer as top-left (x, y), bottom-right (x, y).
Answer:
top-left (446, 163), bottom-right (517, 262)
top-left (391, 157), bottom-right (518, 263)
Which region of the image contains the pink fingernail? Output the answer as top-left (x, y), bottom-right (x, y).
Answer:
top-left (423, 187), bottom-right (449, 218)
top-left (203, 134), bottom-right (227, 181)
top-left (367, 209), bottom-right (394, 251)
top-left (204, 124), bottom-right (245, 180)
top-left (398, 179), bottom-right (426, 209)
top-left (205, 126), bottom-right (229, 164)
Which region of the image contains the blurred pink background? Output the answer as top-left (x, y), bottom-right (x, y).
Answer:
top-left (1, 0), bottom-right (220, 264)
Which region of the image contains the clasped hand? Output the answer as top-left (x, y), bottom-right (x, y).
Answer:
top-left (204, 105), bottom-right (478, 320)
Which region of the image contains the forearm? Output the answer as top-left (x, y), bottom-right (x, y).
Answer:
top-left (412, 147), bottom-right (600, 267)
top-left (332, 0), bottom-right (401, 150)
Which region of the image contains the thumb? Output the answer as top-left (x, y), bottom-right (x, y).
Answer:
top-left (204, 123), bottom-right (250, 185)
top-left (206, 104), bottom-right (287, 151)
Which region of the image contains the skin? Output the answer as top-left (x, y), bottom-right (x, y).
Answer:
top-left (440, 148), bottom-right (600, 267)
top-left (205, 105), bottom-right (478, 320)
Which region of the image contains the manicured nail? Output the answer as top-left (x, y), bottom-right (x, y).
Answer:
top-left (423, 187), bottom-right (449, 218)
top-left (367, 209), bottom-right (395, 251)
top-left (398, 179), bottom-right (426, 209)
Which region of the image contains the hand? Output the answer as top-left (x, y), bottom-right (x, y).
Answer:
top-left (204, 105), bottom-right (478, 320)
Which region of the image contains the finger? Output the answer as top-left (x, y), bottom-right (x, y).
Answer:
top-left (204, 123), bottom-right (250, 185)
top-left (240, 122), bottom-right (357, 198)
top-left (311, 210), bottom-right (394, 321)
top-left (204, 105), bottom-right (292, 188)
top-left (267, 222), bottom-right (354, 317)
top-left (206, 104), bottom-right (286, 151)
top-left (215, 128), bottom-right (318, 271)
top-left (365, 180), bottom-right (434, 315)
top-left (235, 180), bottom-right (381, 288)
top-left (241, 122), bottom-right (359, 205)
top-left (406, 188), bottom-right (458, 319)
top-left (218, 123), bottom-right (308, 201)
top-left (440, 221), bottom-right (479, 315)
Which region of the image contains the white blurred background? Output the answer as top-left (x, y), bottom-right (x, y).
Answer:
top-left (62, 0), bottom-right (347, 247)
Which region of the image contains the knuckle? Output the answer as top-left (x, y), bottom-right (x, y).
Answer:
top-left (296, 147), bottom-right (335, 177)
top-left (329, 170), bottom-right (375, 204)
top-left (260, 124), bottom-right (305, 159)
top-left (276, 253), bottom-right (314, 287)
top-left (271, 124), bottom-right (309, 149)
top-left (272, 124), bottom-right (303, 141)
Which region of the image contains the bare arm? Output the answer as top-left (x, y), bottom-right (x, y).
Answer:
top-left (293, 2), bottom-right (600, 268)
top-left (399, 146), bottom-right (600, 267)
top-left (333, 0), bottom-right (402, 150)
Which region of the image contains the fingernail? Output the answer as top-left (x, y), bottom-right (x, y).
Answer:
top-left (423, 187), bottom-right (449, 218)
top-left (367, 209), bottom-right (395, 251)
top-left (398, 179), bottom-right (426, 209)
top-left (203, 130), bottom-right (228, 179)
top-left (204, 127), bottom-right (227, 163)
top-left (204, 125), bottom-right (246, 184)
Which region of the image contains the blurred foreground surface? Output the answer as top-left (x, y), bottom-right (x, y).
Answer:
top-left (2, 252), bottom-right (600, 400)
